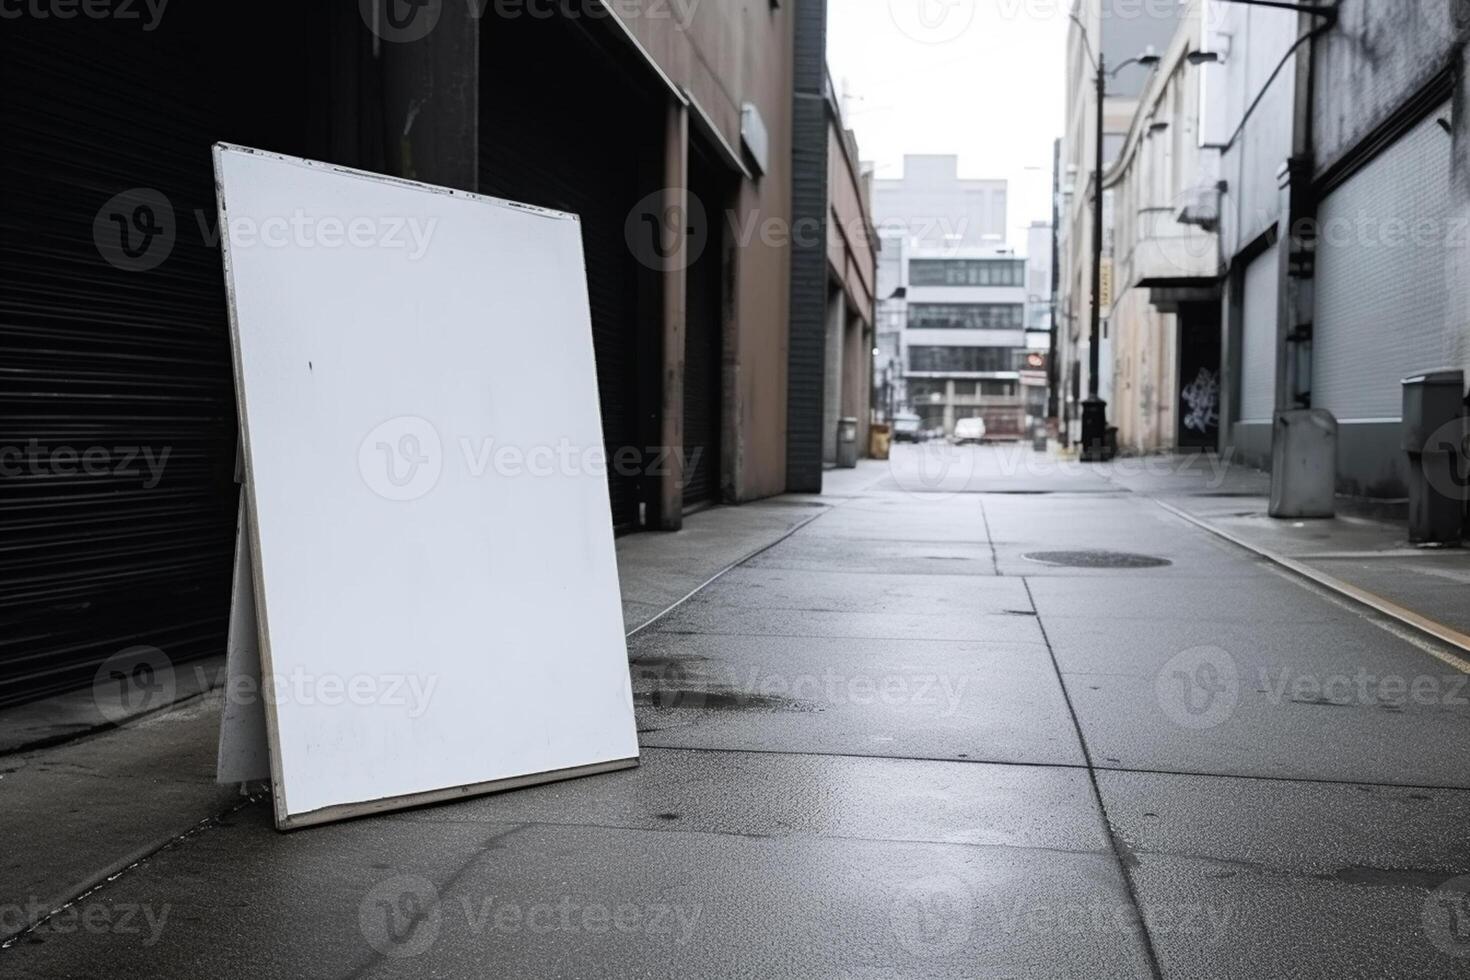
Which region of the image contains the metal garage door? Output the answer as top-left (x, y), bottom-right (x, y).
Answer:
top-left (1314, 104), bottom-right (1453, 421)
top-left (0, 14), bottom-right (315, 706)
top-left (1239, 243), bottom-right (1279, 423)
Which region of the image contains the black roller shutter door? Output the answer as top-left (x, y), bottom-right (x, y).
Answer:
top-left (0, 13), bottom-right (314, 706)
top-left (478, 17), bottom-right (662, 531)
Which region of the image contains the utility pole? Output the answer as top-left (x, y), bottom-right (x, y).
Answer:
top-left (1080, 53), bottom-right (1109, 461)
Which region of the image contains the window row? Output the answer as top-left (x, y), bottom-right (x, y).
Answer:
top-left (907, 303), bottom-right (1025, 330)
top-left (907, 346), bottom-right (1026, 373)
top-left (908, 259), bottom-right (1026, 287)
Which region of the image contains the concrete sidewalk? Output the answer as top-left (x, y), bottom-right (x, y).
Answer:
top-left (5, 447), bottom-right (1470, 978)
top-left (1098, 451), bottom-right (1470, 647)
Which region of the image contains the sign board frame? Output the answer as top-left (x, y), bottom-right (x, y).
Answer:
top-left (213, 144), bottom-right (639, 830)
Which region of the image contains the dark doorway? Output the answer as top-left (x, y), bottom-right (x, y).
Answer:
top-left (1177, 302), bottom-right (1223, 450)
top-left (479, 16), bottom-right (664, 531)
top-left (682, 144), bottom-right (730, 508)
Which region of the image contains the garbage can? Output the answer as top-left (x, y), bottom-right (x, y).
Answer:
top-left (1269, 409), bottom-right (1337, 519)
top-left (837, 417), bottom-right (859, 469)
top-left (868, 423), bottom-right (892, 461)
top-left (1031, 421), bottom-right (1047, 453)
top-left (1402, 369), bottom-right (1466, 545)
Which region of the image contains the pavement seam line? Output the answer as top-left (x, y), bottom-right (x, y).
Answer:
top-left (1153, 498), bottom-right (1470, 674)
top-left (624, 505), bottom-right (840, 638)
top-left (378, 813), bottom-right (1114, 860)
top-left (1022, 576), bottom-right (1167, 980)
top-left (978, 497), bottom-right (1002, 575)
top-left (0, 791), bottom-right (267, 949)
top-left (632, 743), bottom-right (1470, 792)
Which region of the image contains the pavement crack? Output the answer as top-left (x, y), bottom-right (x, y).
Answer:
top-left (1022, 576), bottom-right (1167, 980)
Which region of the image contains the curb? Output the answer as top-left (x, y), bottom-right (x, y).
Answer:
top-left (1154, 498), bottom-right (1470, 674)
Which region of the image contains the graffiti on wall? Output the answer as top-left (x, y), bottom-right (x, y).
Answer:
top-left (1181, 368), bottom-right (1221, 435)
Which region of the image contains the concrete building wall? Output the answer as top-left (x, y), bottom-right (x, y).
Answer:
top-left (873, 155), bottom-right (1007, 250)
top-left (614, 0), bottom-right (796, 502)
top-left (824, 93), bottom-right (878, 461)
top-left (1058, 0), bottom-right (1188, 444)
top-left (1099, 0), bottom-right (1220, 455)
top-left (1201, 0), bottom-right (1297, 261)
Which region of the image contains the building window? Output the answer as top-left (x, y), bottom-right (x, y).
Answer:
top-left (980, 381), bottom-right (1017, 397)
top-left (909, 380), bottom-right (947, 403)
top-left (908, 346), bottom-right (1021, 373)
top-left (909, 259), bottom-right (1026, 288)
top-left (907, 303), bottom-right (1025, 330)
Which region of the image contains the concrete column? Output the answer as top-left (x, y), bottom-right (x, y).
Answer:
top-left (1220, 264), bottom-right (1245, 456)
top-left (377, 0), bottom-right (478, 190)
top-left (1274, 157), bottom-right (1314, 415)
top-left (944, 379), bottom-right (957, 435)
top-left (659, 100), bottom-right (689, 531)
top-left (822, 288), bottom-right (845, 466)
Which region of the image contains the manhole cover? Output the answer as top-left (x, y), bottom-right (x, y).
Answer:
top-left (1023, 550), bottom-right (1172, 569)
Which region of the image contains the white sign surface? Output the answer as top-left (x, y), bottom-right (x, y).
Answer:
top-left (214, 145), bottom-right (638, 829)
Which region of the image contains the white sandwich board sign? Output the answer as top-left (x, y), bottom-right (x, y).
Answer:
top-left (212, 145), bottom-right (638, 829)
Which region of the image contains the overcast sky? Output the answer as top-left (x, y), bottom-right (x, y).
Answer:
top-left (826, 0), bottom-right (1068, 250)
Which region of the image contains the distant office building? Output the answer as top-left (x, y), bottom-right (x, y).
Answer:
top-left (873, 158), bottom-right (1027, 438)
top-left (873, 155), bottom-right (1007, 251)
top-left (896, 249), bottom-right (1031, 439)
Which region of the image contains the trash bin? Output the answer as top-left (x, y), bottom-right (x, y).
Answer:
top-left (868, 423), bottom-right (892, 461)
top-left (837, 417), bottom-right (859, 469)
top-left (1402, 369), bottom-right (1466, 545)
top-left (1269, 409), bottom-right (1337, 519)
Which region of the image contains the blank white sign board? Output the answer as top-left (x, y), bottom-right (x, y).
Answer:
top-left (214, 145), bottom-right (638, 829)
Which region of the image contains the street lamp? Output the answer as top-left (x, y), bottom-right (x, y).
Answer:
top-left (1069, 10), bottom-right (1160, 461)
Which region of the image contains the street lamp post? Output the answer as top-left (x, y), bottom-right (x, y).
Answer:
top-left (1076, 42), bottom-right (1159, 462)
top-left (1081, 52), bottom-right (1109, 461)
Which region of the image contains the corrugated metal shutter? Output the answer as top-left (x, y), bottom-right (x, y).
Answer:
top-left (1240, 243), bottom-right (1279, 422)
top-left (1314, 104), bottom-right (1453, 421)
top-left (0, 17), bottom-right (318, 706)
top-left (479, 18), bottom-right (661, 530)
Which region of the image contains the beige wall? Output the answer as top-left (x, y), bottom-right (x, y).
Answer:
top-left (613, 1), bottom-right (795, 500)
top-left (827, 111), bottom-right (877, 446)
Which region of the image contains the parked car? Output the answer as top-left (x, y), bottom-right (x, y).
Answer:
top-left (891, 413), bottom-right (922, 443)
top-left (952, 417), bottom-right (987, 445)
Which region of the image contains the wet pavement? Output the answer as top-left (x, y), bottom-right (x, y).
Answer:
top-left (5, 445), bottom-right (1470, 978)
